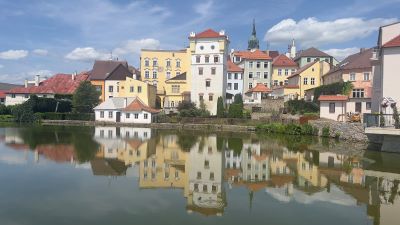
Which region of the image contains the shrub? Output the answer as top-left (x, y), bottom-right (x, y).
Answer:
top-left (380, 111), bottom-right (385, 127)
top-left (0, 104), bottom-right (10, 115)
top-left (322, 126), bottom-right (330, 137)
top-left (228, 103), bottom-right (243, 118)
top-left (29, 95), bottom-right (72, 113)
top-left (313, 81), bottom-right (353, 103)
top-left (11, 102), bottom-right (37, 123)
top-left (301, 124), bottom-right (314, 135)
top-left (217, 97), bottom-right (224, 118)
top-left (287, 99), bottom-right (319, 114)
top-left (285, 124), bottom-right (302, 135)
top-left (392, 106), bottom-right (400, 129)
top-left (312, 126), bottom-right (319, 136)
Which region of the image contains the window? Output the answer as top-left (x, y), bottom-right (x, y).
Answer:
top-left (209, 95), bottom-right (213, 101)
top-left (194, 183), bottom-right (199, 191)
top-left (172, 85), bottom-right (180, 93)
top-left (126, 113), bottom-right (130, 118)
top-left (144, 59), bottom-right (149, 67)
top-left (206, 80), bottom-right (211, 87)
top-left (227, 83), bottom-right (232, 90)
top-left (211, 67), bottom-right (216, 75)
top-left (200, 46), bottom-right (204, 50)
top-left (278, 69), bottom-right (282, 76)
top-left (130, 86), bottom-right (134, 93)
top-left (145, 70), bottom-right (150, 79)
top-left (197, 172), bottom-right (201, 179)
top-left (100, 130), bottom-right (104, 137)
top-left (256, 61), bottom-right (261, 68)
top-left (249, 83), bottom-right (253, 89)
top-left (205, 55), bottom-right (210, 63)
top-left (152, 71), bottom-right (157, 79)
top-left (274, 80), bottom-right (278, 86)
top-left (196, 56), bottom-right (201, 63)
top-left (285, 69), bottom-right (289, 75)
top-left (137, 86), bottom-right (142, 93)
top-left (256, 72), bottom-right (260, 78)
top-left (307, 57), bottom-right (311, 62)
top-left (24, 94), bottom-right (29, 98)
top-left (291, 69), bottom-right (296, 74)
top-left (153, 59), bottom-right (158, 67)
top-left (364, 72), bottom-right (370, 81)
top-left (329, 103), bottom-right (335, 113)
top-left (199, 95), bottom-right (203, 101)
top-left (284, 80), bottom-right (289, 85)
top-left (352, 89), bottom-right (365, 98)
top-left (199, 67), bottom-right (203, 75)
top-left (249, 61), bottom-right (253, 68)
top-left (100, 111), bottom-right (104, 118)
top-left (263, 72), bottom-right (268, 79)
top-left (134, 113), bottom-right (139, 119)
top-left (144, 113), bottom-right (148, 119)
top-left (366, 102), bottom-right (371, 110)
top-left (235, 56), bottom-right (240, 62)
top-left (210, 172), bottom-right (214, 180)
top-left (234, 83), bottom-right (238, 90)
top-left (176, 60), bottom-right (181, 68)
top-left (264, 62), bottom-right (268, 68)
top-left (203, 185), bottom-right (208, 192)
top-left (350, 73), bottom-right (356, 81)
top-left (214, 56), bottom-right (219, 63)
top-left (108, 130), bottom-right (112, 138)
top-left (204, 160), bottom-right (209, 168)
top-left (211, 45), bottom-right (215, 50)
top-left (311, 78), bottom-right (315, 85)
top-left (303, 77), bottom-right (308, 85)
top-left (249, 72), bottom-right (253, 78)
top-left (108, 111), bottom-right (113, 118)
top-left (234, 73), bottom-right (238, 79)
top-left (166, 59), bottom-right (171, 67)
top-left (109, 86), bottom-right (113, 92)
top-left (166, 71), bottom-right (171, 79)
top-left (228, 73), bottom-right (232, 79)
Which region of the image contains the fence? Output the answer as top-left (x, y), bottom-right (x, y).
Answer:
top-left (363, 113), bottom-right (396, 128)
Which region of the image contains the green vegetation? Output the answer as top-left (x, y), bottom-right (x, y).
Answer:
top-left (256, 123), bottom-right (318, 136)
top-left (286, 99), bottom-right (319, 114)
top-left (29, 95), bottom-right (72, 113)
top-left (228, 94), bottom-right (244, 118)
top-left (72, 81), bottom-right (100, 113)
top-left (313, 81), bottom-right (353, 103)
top-left (393, 106), bottom-right (400, 129)
top-left (11, 101), bottom-right (37, 123)
top-left (177, 100), bottom-right (210, 117)
top-left (35, 112), bottom-right (94, 121)
top-left (322, 126), bottom-right (330, 137)
top-left (217, 96), bottom-right (224, 118)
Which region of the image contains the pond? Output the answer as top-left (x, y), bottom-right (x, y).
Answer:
top-left (0, 125), bottom-right (399, 225)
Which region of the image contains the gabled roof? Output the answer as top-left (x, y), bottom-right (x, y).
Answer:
top-left (190, 29), bottom-right (226, 39)
top-left (89, 60), bottom-right (128, 80)
top-left (318, 95), bottom-right (348, 101)
top-left (227, 60), bottom-right (243, 72)
top-left (166, 72), bottom-right (187, 82)
top-left (233, 49), bottom-right (272, 60)
top-left (106, 63), bottom-right (133, 80)
top-left (272, 54), bottom-right (297, 67)
top-left (294, 47), bottom-right (331, 60)
top-left (0, 91), bottom-right (5, 99)
top-left (383, 34), bottom-right (400, 48)
top-left (6, 73), bottom-right (89, 94)
top-left (287, 61), bottom-right (318, 79)
top-left (123, 98), bottom-right (160, 113)
top-left (323, 48), bottom-right (372, 77)
top-left (246, 83), bottom-right (272, 93)
top-left (94, 97), bottom-right (136, 110)
top-left (266, 50), bottom-right (280, 59)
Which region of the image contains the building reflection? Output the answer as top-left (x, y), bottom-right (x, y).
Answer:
top-left (0, 126), bottom-right (399, 223)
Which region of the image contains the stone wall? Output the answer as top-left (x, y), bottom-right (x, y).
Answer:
top-left (309, 119), bottom-right (368, 142)
top-left (244, 98), bottom-right (284, 113)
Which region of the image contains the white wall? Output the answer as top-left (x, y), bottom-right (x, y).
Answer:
top-left (5, 94), bottom-right (55, 106)
top-left (226, 72), bottom-right (243, 103)
top-left (94, 110), bottom-right (118, 122)
top-left (382, 47), bottom-right (400, 112)
top-left (347, 99), bottom-right (372, 114)
top-left (104, 80), bottom-right (122, 101)
top-left (120, 111), bottom-right (152, 124)
top-left (319, 101), bottom-right (347, 121)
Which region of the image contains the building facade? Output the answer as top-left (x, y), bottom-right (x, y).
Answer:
top-left (226, 59), bottom-right (243, 104)
top-left (294, 47), bottom-right (338, 68)
top-left (271, 54), bottom-right (298, 87)
top-left (164, 72), bottom-right (191, 113)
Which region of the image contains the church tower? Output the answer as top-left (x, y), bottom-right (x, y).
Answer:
top-left (247, 19), bottom-right (260, 50)
top-left (286, 39), bottom-right (296, 58)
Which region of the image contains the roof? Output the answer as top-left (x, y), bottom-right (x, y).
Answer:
top-left (6, 73), bottom-right (89, 94)
top-left (318, 95), bottom-right (349, 101)
top-left (89, 60), bottom-right (128, 80)
top-left (294, 47), bottom-right (331, 60)
top-left (383, 34), bottom-right (400, 48)
top-left (94, 97), bottom-right (136, 110)
top-left (266, 50), bottom-right (280, 59)
top-left (0, 82), bottom-right (22, 91)
top-left (233, 49), bottom-right (272, 60)
top-left (36, 144), bottom-right (76, 163)
top-left (287, 61), bottom-right (318, 79)
top-left (123, 98), bottom-right (160, 113)
top-left (0, 91), bottom-right (5, 99)
top-left (273, 84), bottom-right (299, 90)
top-left (246, 83), bottom-right (272, 93)
top-left (166, 72), bottom-right (187, 81)
top-left (190, 29), bottom-right (226, 39)
top-left (91, 158), bottom-right (127, 176)
top-left (324, 49), bottom-right (373, 77)
top-left (227, 60), bottom-right (243, 72)
top-left (106, 64), bottom-right (133, 80)
top-left (272, 54), bottom-right (297, 67)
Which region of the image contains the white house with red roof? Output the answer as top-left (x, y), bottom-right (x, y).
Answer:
top-left (189, 29), bottom-right (229, 115)
top-left (226, 59), bottom-right (243, 104)
top-left (244, 83), bottom-right (272, 104)
top-left (5, 72), bottom-right (89, 106)
top-left (318, 95), bottom-right (349, 121)
top-left (371, 21), bottom-right (400, 114)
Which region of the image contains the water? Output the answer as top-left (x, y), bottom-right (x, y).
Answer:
top-left (0, 125), bottom-right (399, 225)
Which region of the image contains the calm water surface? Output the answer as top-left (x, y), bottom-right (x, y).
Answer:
top-left (0, 125), bottom-right (399, 225)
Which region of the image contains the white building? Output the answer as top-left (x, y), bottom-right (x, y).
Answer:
top-left (241, 141), bottom-right (269, 182)
top-left (226, 59), bottom-right (243, 104)
top-left (189, 29), bottom-right (229, 115)
top-left (318, 95), bottom-right (349, 121)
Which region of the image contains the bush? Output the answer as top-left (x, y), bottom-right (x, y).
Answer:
top-left (287, 99), bottom-right (319, 114)
top-left (228, 103), bottom-right (243, 118)
top-left (0, 104), bottom-right (10, 115)
top-left (217, 97), bottom-right (224, 118)
top-left (0, 115), bottom-right (14, 122)
top-left (313, 81), bottom-right (353, 103)
top-left (301, 124), bottom-right (314, 135)
top-left (322, 126), bottom-right (330, 137)
top-left (285, 124), bottom-right (302, 135)
top-left (11, 102), bottom-right (37, 123)
top-left (29, 95), bottom-right (72, 113)
top-left (257, 123), bottom-right (320, 136)
top-left (177, 100), bottom-right (210, 118)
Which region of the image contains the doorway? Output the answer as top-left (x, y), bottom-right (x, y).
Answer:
top-left (355, 102), bottom-right (362, 113)
top-left (116, 112), bottom-right (121, 122)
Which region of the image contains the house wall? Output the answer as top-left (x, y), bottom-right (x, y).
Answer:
top-left (90, 80), bottom-right (105, 102)
top-left (240, 59), bottom-right (272, 93)
top-left (271, 66), bottom-right (297, 87)
top-left (164, 79), bottom-right (190, 111)
top-left (382, 47), bottom-right (400, 112)
top-left (94, 110), bottom-right (118, 122)
top-left (226, 71), bottom-right (243, 103)
top-left (118, 77), bottom-right (157, 108)
top-left (296, 57), bottom-right (338, 68)
top-left (120, 111), bottom-right (152, 124)
top-left (347, 98), bottom-right (372, 114)
top-left (5, 93), bottom-right (55, 106)
top-left (319, 101), bottom-right (347, 121)
top-left (104, 80), bottom-right (122, 101)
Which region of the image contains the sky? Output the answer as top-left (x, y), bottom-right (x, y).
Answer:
top-left (0, 0), bottom-right (399, 84)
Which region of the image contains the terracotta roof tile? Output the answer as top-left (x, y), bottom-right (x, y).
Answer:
top-left (6, 72), bottom-right (89, 94)
top-left (294, 47), bottom-right (331, 60)
top-left (0, 91), bottom-right (5, 98)
top-left (227, 60), bottom-right (243, 72)
top-left (246, 83), bottom-right (272, 93)
top-left (233, 49), bottom-right (272, 60)
top-left (383, 34), bottom-right (400, 48)
top-left (123, 97), bottom-right (160, 113)
top-left (190, 29), bottom-right (226, 39)
top-left (324, 48), bottom-right (372, 77)
top-left (272, 54), bottom-right (298, 67)
top-left (318, 95), bottom-right (348, 101)
top-left (266, 50), bottom-right (280, 59)
top-left (90, 60), bottom-right (128, 80)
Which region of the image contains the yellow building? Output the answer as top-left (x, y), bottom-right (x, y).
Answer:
top-left (140, 49), bottom-right (191, 108)
top-left (118, 76), bottom-right (157, 108)
top-left (286, 61), bottom-right (330, 98)
top-left (271, 54), bottom-right (298, 87)
top-left (164, 72), bottom-right (191, 113)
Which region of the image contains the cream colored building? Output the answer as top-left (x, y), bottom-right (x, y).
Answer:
top-left (118, 77), bottom-right (157, 108)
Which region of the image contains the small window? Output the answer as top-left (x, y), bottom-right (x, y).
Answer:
top-left (234, 83), bottom-right (238, 90)
top-left (130, 86), bottom-right (134, 92)
top-left (303, 77), bottom-right (308, 85)
top-left (263, 72), bottom-right (268, 79)
top-left (210, 172), bottom-right (214, 180)
top-left (206, 80), bottom-right (211, 87)
top-left (307, 58), bottom-right (311, 62)
top-left (144, 113), bottom-right (148, 119)
top-left (145, 70), bottom-right (150, 79)
top-left (350, 73), bottom-right (356, 81)
top-left (278, 69), bottom-right (282, 76)
top-left (264, 62), bottom-right (268, 68)
top-left (284, 69), bottom-right (289, 75)
top-left (126, 113), bottom-right (130, 119)
top-left (109, 86), bottom-right (113, 92)
top-left (100, 111), bottom-right (104, 118)
top-left (274, 80), bottom-right (278, 86)
top-left (197, 172), bottom-right (201, 179)
top-left (364, 72), bottom-right (370, 81)
top-left (152, 71), bottom-right (157, 79)
top-left (209, 95), bottom-right (213, 101)
top-left (152, 59), bottom-right (158, 67)
top-left (329, 103), bottom-right (335, 113)
top-left (366, 102), bottom-right (371, 110)
top-left (205, 55), bottom-right (210, 63)
top-left (200, 46), bottom-right (204, 50)
top-left (176, 60), bottom-right (181, 68)
top-left (228, 73), bottom-right (232, 79)
top-left (214, 56), bottom-right (219, 63)
top-left (256, 62), bottom-right (261, 68)
top-left (234, 73), bottom-right (238, 79)
top-left (199, 95), bottom-right (203, 101)
top-left (249, 83), bottom-right (253, 89)
top-left (137, 86), bottom-right (142, 93)
top-left (196, 56), bottom-right (201, 63)
top-left (311, 78), bottom-right (315, 85)
top-left (166, 71), bottom-right (171, 79)
top-left (108, 111), bottom-right (113, 118)
top-left (134, 113), bottom-right (139, 119)
top-left (249, 72), bottom-right (253, 78)
top-left (227, 83), bottom-right (232, 90)
top-left (249, 61), bottom-right (253, 68)
top-left (24, 94), bottom-right (29, 98)
top-left (211, 45), bottom-right (215, 50)
top-left (199, 67), bottom-right (203, 75)
top-left (166, 59), bottom-right (171, 67)
top-left (211, 67), bottom-right (216, 75)
top-left (204, 160), bottom-right (209, 168)
top-left (144, 59), bottom-right (149, 67)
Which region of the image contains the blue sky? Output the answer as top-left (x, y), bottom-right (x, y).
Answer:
top-left (0, 0), bottom-right (399, 84)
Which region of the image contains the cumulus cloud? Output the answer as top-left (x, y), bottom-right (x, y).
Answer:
top-left (65, 47), bottom-right (109, 62)
top-left (0, 49), bottom-right (29, 60)
top-left (113, 38), bottom-right (160, 56)
top-left (194, 0), bottom-right (214, 17)
top-left (265, 17), bottom-right (398, 47)
top-left (0, 69), bottom-right (53, 84)
top-left (33, 49), bottom-right (48, 56)
top-left (324, 47), bottom-right (360, 61)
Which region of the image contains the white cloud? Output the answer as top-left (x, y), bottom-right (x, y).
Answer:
top-left (265, 17), bottom-right (398, 47)
top-left (0, 69), bottom-right (53, 84)
top-left (33, 49), bottom-right (48, 56)
top-left (324, 47), bottom-right (360, 61)
top-left (65, 47), bottom-right (109, 62)
top-left (194, 0), bottom-right (214, 17)
top-left (0, 49), bottom-right (29, 60)
top-left (113, 38), bottom-right (160, 56)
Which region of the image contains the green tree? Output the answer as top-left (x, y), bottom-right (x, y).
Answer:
top-left (234, 93), bottom-right (243, 105)
top-left (228, 94), bottom-right (244, 118)
top-left (11, 101), bottom-right (36, 123)
top-left (392, 105), bottom-right (400, 129)
top-left (217, 96), bottom-right (224, 118)
top-left (72, 81), bottom-right (100, 113)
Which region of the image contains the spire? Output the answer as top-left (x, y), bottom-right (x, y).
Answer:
top-left (252, 19), bottom-right (256, 36)
top-left (248, 19), bottom-right (260, 50)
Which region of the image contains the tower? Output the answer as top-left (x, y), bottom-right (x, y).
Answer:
top-left (247, 19), bottom-right (260, 50)
top-left (288, 39), bottom-right (296, 58)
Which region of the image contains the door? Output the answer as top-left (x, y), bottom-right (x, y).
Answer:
top-left (355, 102), bottom-right (362, 113)
top-left (116, 112), bottom-right (121, 122)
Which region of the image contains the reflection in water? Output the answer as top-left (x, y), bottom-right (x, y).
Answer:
top-left (0, 126), bottom-right (400, 224)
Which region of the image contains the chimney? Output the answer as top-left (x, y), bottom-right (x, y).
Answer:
top-left (72, 71), bottom-right (77, 80)
top-left (35, 75), bottom-right (40, 86)
top-left (190, 32), bottom-right (195, 37)
top-left (24, 79), bottom-right (28, 88)
top-left (219, 30), bottom-right (225, 36)
top-left (124, 98), bottom-right (127, 107)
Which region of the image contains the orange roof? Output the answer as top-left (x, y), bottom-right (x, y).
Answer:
top-left (246, 83), bottom-right (272, 93)
top-left (383, 34), bottom-right (400, 48)
top-left (190, 29), bottom-right (226, 39)
top-left (233, 49), bottom-right (272, 60)
top-left (227, 59), bottom-right (243, 72)
top-left (273, 84), bottom-right (299, 90)
top-left (0, 90), bottom-right (5, 98)
top-left (123, 98), bottom-right (160, 113)
top-left (127, 139), bottom-right (143, 149)
top-left (318, 95), bottom-right (348, 101)
top-left (272, 54), bottom-right (297, 67)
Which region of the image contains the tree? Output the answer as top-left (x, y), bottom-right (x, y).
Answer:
top-left (11, 101), bottom-right (36, 123)
top-left (228, 94), bottom-right (244, 118)
top-left (217, 96), bottom-right (224, 118)
top-left (234, 93), bottom-right (243, 105)
top-left (392, 105), bottom-right (400, 129)
top-left (72, 81), bottom-right (100, 113)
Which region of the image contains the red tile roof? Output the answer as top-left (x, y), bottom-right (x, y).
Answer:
top-left (36, 144), bottom-right (76, 163)
top-left (0, 90), bottom-right (5, 99)
top-left (227, 59), bottom-right (243, 72)
top-left (123, 98), bottom-right (160, 113)
top-left (233, 49), bottom-right (272, 60)
top-left (318, 95), bottom-right (348, 101)
top-left (272, 54), bottom-right (298, 67)
top-left (323, 48), bottom-right (372, 77)
top-left (190, 29), bottom-right (226, 39)
top-left (246, 83), bottom-right (272, 93)
top-left (266, 50), bottom-right (280, 59)
top-left (383, 34), bottom-right (400, 48)
top-left (7, 72), bottom-right (89, 95)
top-left (272, 84), bottom-right (299, 90)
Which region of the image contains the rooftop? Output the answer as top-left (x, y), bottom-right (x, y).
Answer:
top-left (272, 54), bottom-right (297, 67)
top-left (246, 83), bottom-right (272, 93)
top-left (383, 34), bottom-right (400, 48)
top-left (324, 48), bottom-right (373, 77)
top-left (227, 59), bottom-right (243, 72)
top-left (189, 29), bottom-right (226, 39)
top-left (287, 61), bottom-right (318, 79)
top-left (123, 98), bottom-right (160, 113)
top-left (89, 60), bottom-right (128, 80)
top-left (318, 95), bottom-right (349, 101)
top-left (294, 47), bottom-right (331, 61)
top-left (166, 72), bottom-right (187, 82)
top-left (233, 49), bottom-right (272, 60)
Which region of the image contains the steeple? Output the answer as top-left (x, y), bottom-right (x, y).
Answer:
top-left (248, 19), bottom-right (260, 50)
